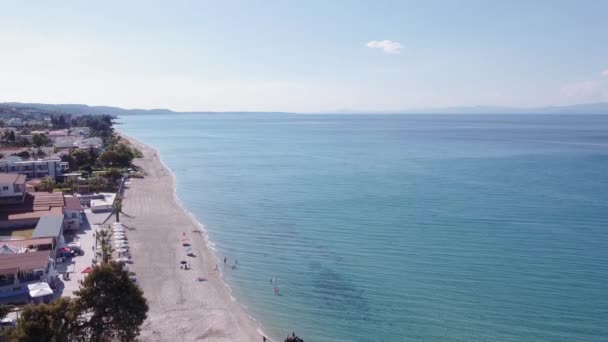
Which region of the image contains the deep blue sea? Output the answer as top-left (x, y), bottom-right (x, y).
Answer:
top-left (119, 114), bottom-right (608, 341)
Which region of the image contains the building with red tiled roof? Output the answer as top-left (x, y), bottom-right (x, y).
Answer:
top-left (0, 250), bottom-right (55, 298)
top-left (0, 192), bottom-right (64, 229)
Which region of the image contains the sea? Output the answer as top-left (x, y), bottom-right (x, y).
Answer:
top-left (118, 113), bottom-right (608, 341)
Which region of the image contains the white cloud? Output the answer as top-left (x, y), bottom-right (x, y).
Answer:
top-left (366, 40), bottom-right (403, 54)
top-left (601, 69), bottom-right (608, 77)
top-left (560, 79), bottom-right (608, 102)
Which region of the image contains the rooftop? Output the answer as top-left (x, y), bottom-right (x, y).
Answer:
top-left (64, 197), bottom-right (82, 211)
top-left (0, 238), bottom-right (54, 249)
top-left (0, 192), bottom-right (64, 221)
top-left (0, 174), bottom-right (26, 185)
top-left (32, 215), bottom-right (64, 238)
top-left (0, 250), bottom-right (50, 274)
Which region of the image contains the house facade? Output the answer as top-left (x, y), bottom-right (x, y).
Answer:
top-left (0, 174), bottom-right (26, 205)
top-left (0, 250), bottom-right (56, 298)
top-left (0, 157), bottom-right (68, 180)
top-left (63, 196), bottom-right (83, 231)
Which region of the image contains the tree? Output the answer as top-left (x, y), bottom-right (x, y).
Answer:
top-left (98, 150), bottom-right (120, 167)
top-left (63, 177), bottom-right (79, 195)
top-left (8, 130), bottom-right (15, 142)
top-left (71, 149), bottom-right (92, 169)
top-left (51, 115), bottom-right (69, 129)
top-left (14, 151), bottom-right (30, 159)
top-left (87, 175), bottom-right (106, 192)
top-left (0, 305), bottom-right (9, 321)
top-left (72, 262), bottom-right (148, 341)
top-left (96, 229), bottom-right (114, 263)
top-left (11, 298), bottom-right (75, 342)
top-left (32, 133), bottom-right (49, 148)
top-left (61, 154), bottom-right (76, 172)
top-left (37, 176), bottom-right (56, 192)
top-left (103, 168), bottom-right (123, 182)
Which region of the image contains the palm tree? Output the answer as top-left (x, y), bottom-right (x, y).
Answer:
top-left (96, 229), bottom-right (114, 263)
top-left (112, 196), bottom-right (123, 223)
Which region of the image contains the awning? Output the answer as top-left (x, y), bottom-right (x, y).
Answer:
top-left (28, 282), bottom-right (53, 298)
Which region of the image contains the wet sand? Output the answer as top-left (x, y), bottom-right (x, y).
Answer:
top-left (120, 134), bottom-right (262, 341)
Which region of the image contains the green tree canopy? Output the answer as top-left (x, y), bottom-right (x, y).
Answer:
top-left (37, 176), bottom-right (56, 192)
top-left (13, 151), bottom-right (30, 159)
top-left (11, 298), bottom-right (75, 342)
top-left (72, 262), bottom-right (148, 341)
top-left (32, 133), bottom-right (49, 147)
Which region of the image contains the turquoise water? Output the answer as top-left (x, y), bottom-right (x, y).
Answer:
top-left (119, 114), bottom-right (608, 341)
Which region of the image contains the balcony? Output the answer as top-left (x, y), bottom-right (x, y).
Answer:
top-left (18, 273), bottom-right (43, 283)
top-left (0, 279), bottom-right (15, 287)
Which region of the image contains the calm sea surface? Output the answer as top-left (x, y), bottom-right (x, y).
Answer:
top-left (119, 114), bottom-right (608, 341)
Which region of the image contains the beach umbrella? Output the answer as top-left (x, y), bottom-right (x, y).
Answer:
top-left (81, 266), bottom-right (94, 274)
top-left (112, 222), bottom-right (124, 227)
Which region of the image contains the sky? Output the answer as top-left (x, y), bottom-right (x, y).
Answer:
top-left (1, 0), bottom-right (607, 112)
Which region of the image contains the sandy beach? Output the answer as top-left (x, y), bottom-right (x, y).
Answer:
top-left (119, 134), bottom-right (262, 341)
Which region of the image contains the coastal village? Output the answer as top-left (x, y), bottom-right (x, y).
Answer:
top-left (0, 104), bottom-right (148, 340)
top-left (0, 103), bottom-right (302, 341)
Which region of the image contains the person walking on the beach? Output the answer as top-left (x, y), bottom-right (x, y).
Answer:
top-left (224, 257), bottom-right (226, 264)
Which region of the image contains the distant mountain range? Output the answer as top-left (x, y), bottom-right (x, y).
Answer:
top-left (2, 101), bottom-right (608, 116)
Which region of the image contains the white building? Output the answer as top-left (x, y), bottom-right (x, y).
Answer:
top-left (5, 118), bottom-right (23, 127)
top-left (0, 156), bottom-right (68, 180)
top-left (69, 127), bottom-right (91, 137)
top-left (0, 173), bottom-right (26, 205)
top-left (63, 196), bottom-right (83, 231)
top-left (76, 137), bottom-right (103, 150)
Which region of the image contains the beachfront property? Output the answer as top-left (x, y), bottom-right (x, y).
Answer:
top-left (77, 192), bottom-right (116, 212)
top-left (0, 183), bottom-right (86, 301)
top-left (76, 137), bottom-right (103, 151)
top-left (69, 127), bottom-right (91, 137)
top-left (63, 196), bottom-right (83, 231)
top-left (0, 191), bottom-right (64, 229)
top-left (0, 174), bottom-right (26, 205)
top-left (32, 215), bottom-right (66, 248)
top-left (0, 156), bottom-right (68, 180)
top-left (0, 248), bottom-right (57, 299)
top-left (53, 136), bottom-right (103, 154)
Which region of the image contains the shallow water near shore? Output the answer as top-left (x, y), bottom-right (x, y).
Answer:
top-left (119, 113), bottom-right (608, 341)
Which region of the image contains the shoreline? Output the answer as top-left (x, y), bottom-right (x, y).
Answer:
top-left (118, 132), bottom-right (266, 341)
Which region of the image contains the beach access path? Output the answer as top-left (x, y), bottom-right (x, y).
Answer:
top-left (120, 135), bottom-right (261, 341)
